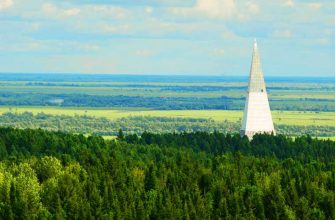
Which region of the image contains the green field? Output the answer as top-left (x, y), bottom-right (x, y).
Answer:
top-left (0, 74), bottom-right (334, 138)
top-left (1, 106), bottom-right (334, 127)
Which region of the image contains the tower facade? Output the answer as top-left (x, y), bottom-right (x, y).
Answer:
top-left (241, 40), bottom-right (275, 139)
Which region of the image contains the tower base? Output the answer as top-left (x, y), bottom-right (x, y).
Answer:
top-left (240, 130), bottom-right (276, 139)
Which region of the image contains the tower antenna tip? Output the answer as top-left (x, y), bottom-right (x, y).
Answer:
top-left (254, 38), bottom-right (257, 47)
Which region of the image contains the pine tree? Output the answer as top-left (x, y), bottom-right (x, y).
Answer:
top-left (117, 129), bottom-right (124, 141)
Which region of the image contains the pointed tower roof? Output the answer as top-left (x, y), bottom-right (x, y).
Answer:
top-left (241, 40), bottom-right (275, 139)
top-left (248, 39), bottom-right (266, 93)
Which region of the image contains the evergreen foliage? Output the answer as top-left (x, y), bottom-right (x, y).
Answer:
top-left (0, 127), bottom-right (334, 219)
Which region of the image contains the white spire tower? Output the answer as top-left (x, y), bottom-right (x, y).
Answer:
top-left (241, 40), bottom-right (275, 139)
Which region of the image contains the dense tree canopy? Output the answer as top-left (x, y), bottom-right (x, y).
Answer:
top-left (0, 127), bottom-right (334, 219)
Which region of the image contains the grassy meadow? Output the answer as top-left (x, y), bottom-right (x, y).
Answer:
top-left (0, 74), bottom-right (334, 138)
top-left (1, 106), bottom-right (334, 127)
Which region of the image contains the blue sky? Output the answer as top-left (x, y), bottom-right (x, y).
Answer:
top-left (0, 0), bottom-right (334, 76)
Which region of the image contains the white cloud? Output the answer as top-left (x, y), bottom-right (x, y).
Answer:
top-left (77, 44), bottom-right (100, 51)
top-left (273, 30), bottom-right (292, 38)
top-left (42, 55), bottom-right (119, 74)
top-left (283, 0), bottom-right (295, 8)
top-left (42, 3), bottom-right (57, 14)
top-left (307, 3), bottom-right (322, 10)
top-left (31, 22), bottom-right (40, 31)
top-left (150, 20), bottom-right (199, 33)
top-left (42, 3), bottom-right (81, 18)
top-left (169, 0), bottom-right (236, 19)
top-left (64, 8), bottom-right (81, 17)
top-left (91, 6), bottom-right (128, 19)
top-left (195, 0), bottom-right (236, 18)
top-left (0, 0), bottom-right (13, 10)
top-left (317, 38), bottom-right (329, 45)
top-left (211, 48), bottom-right (225, 56)
top-left (135, 49), bottom-right (153, 57)
top-left (282, 1), bottom-right (323, 10)
top-left (103, 24), bottom-right (130, 34)
top-left (222, 30), bottom-right (236, 40)
top-left (145, 6), bottom-right (153, 14)
top-left (245, 2), bottom-right (259, 15)
top-left (27, 42), bottom-right (45, 50)
top-left (169, 0), bottom-right (259, 21)
top-left (324, 29), bottom-right (333, 36)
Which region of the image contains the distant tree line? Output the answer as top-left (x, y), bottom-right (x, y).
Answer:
top-left (24, 82), bottom-right (335, 91)
top-left (1, 92), bottom-right (334, 111)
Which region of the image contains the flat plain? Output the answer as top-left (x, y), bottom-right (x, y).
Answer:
top-left (1, 106), bottom-right (334, 126)
top-left (0, 74), bottom-right (334, 137)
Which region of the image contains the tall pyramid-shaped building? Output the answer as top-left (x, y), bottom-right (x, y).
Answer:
top-left (241, 40), bottom-right (275, 139)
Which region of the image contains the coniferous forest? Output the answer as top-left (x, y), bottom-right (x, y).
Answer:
top-left (0, 127), bottom-right (334, 219)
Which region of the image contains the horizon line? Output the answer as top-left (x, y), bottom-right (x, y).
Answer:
top-left (0, 72), bottom-right (334, 78)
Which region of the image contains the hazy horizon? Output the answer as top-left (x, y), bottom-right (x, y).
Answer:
top-left (0, 72), bottom-right (335, 78)
top-left (0, 72), bottom-right (334, 84)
